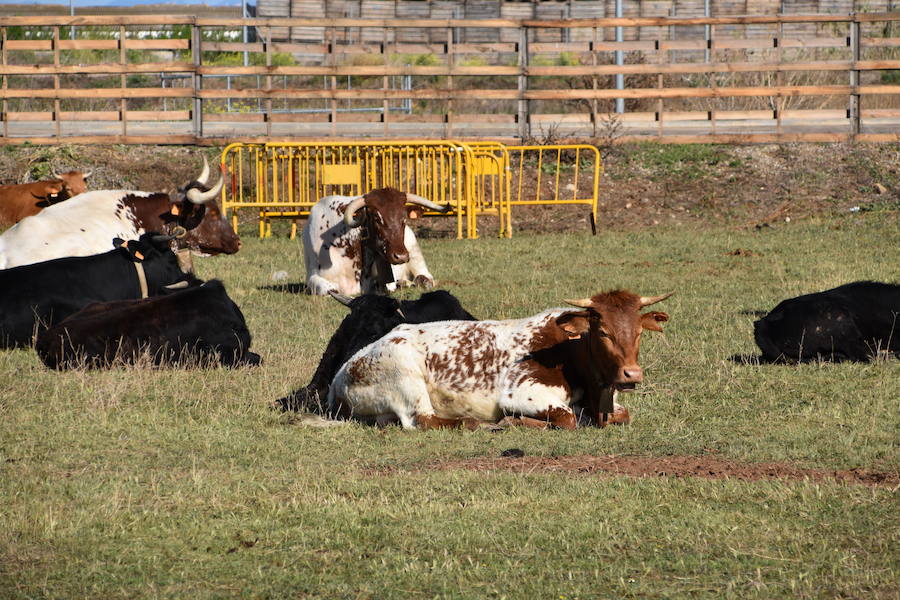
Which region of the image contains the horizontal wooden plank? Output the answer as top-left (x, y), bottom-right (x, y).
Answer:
top-left (862, 109), bottom-right (900, 118)
top-left (453, 114), bottom-right (515, 123)
top-left (0, 88), bottom-right (194, 99)
top-left (205, 112), bottom-right (266, 122)
top-left (59, 39), bottom-right (119, 50)
top-left (2, 63), bottom-right (194, 75)
top-left (0, 135), bottom-right (199, 145)
top-left (2, 111), bottom-right (52, 121)
top-left (128, 110), bottom-right (191, 120)
top-left (3, 40), bottom-right (52, 51)
top-left (8, 59), bottom-right (896, 79)
top-left (191, 84), bottom-right (900, 101)
top-left (2, 14), bottom-right (898, 30)
top-left (124, 39), bottom-right (190, 50)
top-left (388, 114), bottom-right (444, 123)
top-left (59, 111), bottom-right (120, 121)
top-left (267, 113), bottom-right (329, 123)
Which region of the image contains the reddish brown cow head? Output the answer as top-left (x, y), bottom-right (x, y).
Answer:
top-left (343, 188), bottom-right (449, 265)
top-left (554, 290), bottom-right (671, 406)
top-left (52, 170), bottom-right (91, 197)
top-left (165, 158), bottom-right (241, 256)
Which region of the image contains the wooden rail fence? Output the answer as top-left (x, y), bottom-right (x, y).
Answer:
top-left (1, 13), bottom-right (898, 144)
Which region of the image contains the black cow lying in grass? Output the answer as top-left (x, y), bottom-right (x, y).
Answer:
top-left (0, 233), bottom-right (195, 349)
top-left (35, 279), bottom-right (260, 369)
top-left (276, 289), bottom-right (476, 411)
top-left (754, 280), bottom-right (900, 363)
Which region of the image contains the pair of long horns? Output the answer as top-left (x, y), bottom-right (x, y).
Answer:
top-left (565, 291), bottom-right (674, 309)
top-left (52, 170), bottom-right (92, 179)
top-left (344, 192), bottom-right (451, 227)
top-left (185, 156), bottom-right (224, 205)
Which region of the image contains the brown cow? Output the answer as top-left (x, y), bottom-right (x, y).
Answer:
top-left (328, 289), bottom-right (673, 430)
top-left (0, 170), bottom-right (91, 227)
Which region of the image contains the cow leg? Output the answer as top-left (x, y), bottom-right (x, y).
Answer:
top-left (598, 402), bottom-right (631, 427)
top-left (307, 273), bottom-right (340, 296)
top-left (401, 226), bottom-right (435, 288)
top-left (415, 414), bottom-right (487, 431)
top-left (497, 407), bottom-right (578, 430)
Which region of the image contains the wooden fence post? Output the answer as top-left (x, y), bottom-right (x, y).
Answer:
top-left (849, 14), bottom-right (860, 140)
top-left (192, 21), bottom-right (202, 139)
top-left (517, 24), bottom-right (529, 141)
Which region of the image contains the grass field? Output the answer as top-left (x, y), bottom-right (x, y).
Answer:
top-left (1, 212), bottom-right (898, 598)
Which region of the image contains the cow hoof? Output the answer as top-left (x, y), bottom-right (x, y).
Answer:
top-left (414, 275), bottom-right (434, 290)
top-left (600, 406), bottom-right (631, 427)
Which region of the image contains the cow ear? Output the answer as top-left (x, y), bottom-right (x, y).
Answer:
top-left (112, 237), bottom-right (126, 248)
top-left (555, 311), bottom-right (590, 339)
top-left (641, 311), bottom-right (669, 332)
top-left (169, 202), bottom-right (181, 216)
top-left (406, 206), bottom-right (423, 220)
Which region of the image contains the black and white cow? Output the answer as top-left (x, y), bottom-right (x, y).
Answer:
top-left (754, 281), bottom-right (900, 362)
top-left (35, 279), bottom-right (260, 369)
top-left (301, 187), bottom-right (450, 295)
top-left (276, 289), bottom-right (477, 411)
top-left (0, 157), bottom-right (239, 269)
top-left (0, 233), bottom-right (196, 348)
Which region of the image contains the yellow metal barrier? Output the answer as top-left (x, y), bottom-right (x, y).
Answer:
top-left (221, 141), bottom-right (600, 240)
top-left (505, 144), bottom-right (602, 234)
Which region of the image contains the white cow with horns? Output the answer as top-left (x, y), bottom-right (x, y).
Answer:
top-left (302, 187), bottom-right (450, 296)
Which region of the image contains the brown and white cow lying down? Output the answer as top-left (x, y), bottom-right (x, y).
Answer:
top-left (328, 289), bottom-right (672, 430)
top-left (0, 170), bottom-right (91, 227)
top-left (302, 187), bottom-right (450, 295)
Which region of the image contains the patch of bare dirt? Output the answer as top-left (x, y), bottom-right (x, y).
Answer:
top-left (423, 454), bottom-right (899, 488)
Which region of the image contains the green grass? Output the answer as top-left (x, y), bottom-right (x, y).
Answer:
top-left (1, 213), bottom-right (898, 598)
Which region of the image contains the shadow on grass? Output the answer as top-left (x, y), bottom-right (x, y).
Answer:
top-left (258, 282), bottom-right (308, 294)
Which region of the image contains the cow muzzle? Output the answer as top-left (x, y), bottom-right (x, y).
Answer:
top-left (614, 366), bottom-right (643, 390)
top-left (388, 250), bottom-right (409, 265)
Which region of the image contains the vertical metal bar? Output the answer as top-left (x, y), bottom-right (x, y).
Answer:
top-left (704, 0), bottom-right (710, 64)
top-left (517, 26), bottom-right (529, 141)
top-left (615, 0), bottom-right (624, 114)
top-left (242, 0), bottom-right (249, 67)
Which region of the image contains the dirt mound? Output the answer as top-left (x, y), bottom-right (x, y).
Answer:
top-left (427, 454), bottom-right (899, 488)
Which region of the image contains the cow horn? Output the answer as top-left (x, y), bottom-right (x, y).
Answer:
top-left (82, 170), bottom-right (92, 179)
top-left (164, 281), bottom-right (191, 290)
top-left (405, 192), bottom-right (451, 213)
top-left (151, 233), bottom-right (177, 243)
top-left (564, 298), bottom-right (593, 308)
top-left (328, 290), bottom-right (354, 306)
top-left (639, 292), bottom-right (674, 307)
top-left (343, 196), bottom-right (367, 228)
top-left (197, 155), bottom-right (210, 185)
top-left (185, 175), bottom-right (224, 205)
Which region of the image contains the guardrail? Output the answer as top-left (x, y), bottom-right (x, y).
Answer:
top-left (221, 140), bottom-right (600, 239)
top-left (1, 13), bottom-right (898, 144)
